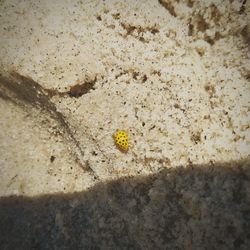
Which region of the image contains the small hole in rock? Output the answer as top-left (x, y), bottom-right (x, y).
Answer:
top-left (50, 156), bottom-right (55, 163)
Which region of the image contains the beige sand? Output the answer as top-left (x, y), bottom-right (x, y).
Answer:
top-left (1, 0), bottom-right (249, 196)
top-left (0, 1), bottom-right (249, 248)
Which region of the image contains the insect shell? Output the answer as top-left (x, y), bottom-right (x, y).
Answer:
top-left (113, 130), bottom-right (129, 152)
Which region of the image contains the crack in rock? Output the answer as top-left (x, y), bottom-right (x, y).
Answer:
top-left (0, 72), bottom-right (98, 178)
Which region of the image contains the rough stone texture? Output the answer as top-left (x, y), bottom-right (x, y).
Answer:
top-left (1, 162), bottom-right (250, 249)
top-left (0, 0), bottom-right (250, 249)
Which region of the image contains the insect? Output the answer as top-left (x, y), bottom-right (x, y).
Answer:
top-left (113, 130), bottom-right (129, 152)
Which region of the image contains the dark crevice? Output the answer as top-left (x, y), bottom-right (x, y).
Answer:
top-left (210, 4), bottom-right (222, 24)
top-left (0, 72), bottom-right (98, 178)
top-left (112, 13), bottom-right (120, 20)
top-left (187, 0), bottom-right (194, 8)
top-left (191, 130), bottom-right (202, 144)
top-left (158, 0), bottom-right (177, 17)
top-left (204, 31), bottom-right (224, 45)
top-left (239, 0), bottom-right (247, 14)
top-left (114, 69), bottom-right (149, 84)
top-left (204, 84), bottom-right (216, 98)
top-left (121, 23), bottom-right (137, 36)
top-left (121, 23), bottom-right (159, 36)
top-left (188, 22), bottom-right (194, 36)
top-left (241, 25), bottom-right (250, 46)
top-left (195, 14), bottom-right (209, 32)
top-left (68, 78), bottom-right (96, 98)
top-left (120, 23), bottom-right (159, 43)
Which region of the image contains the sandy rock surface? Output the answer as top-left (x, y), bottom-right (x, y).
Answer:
top-left (0, 0), bottom-right (249, 249)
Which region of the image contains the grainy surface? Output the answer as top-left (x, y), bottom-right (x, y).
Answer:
top-left (0, 0), bottom-right (250, 249)
top-left (0, 0), bottom-right (249, 193)
top-left (0, 162), bottom-right (250, 249)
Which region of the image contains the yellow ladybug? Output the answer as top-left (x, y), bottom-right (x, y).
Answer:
top-left (113, 130), bottom-right (129, 152)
